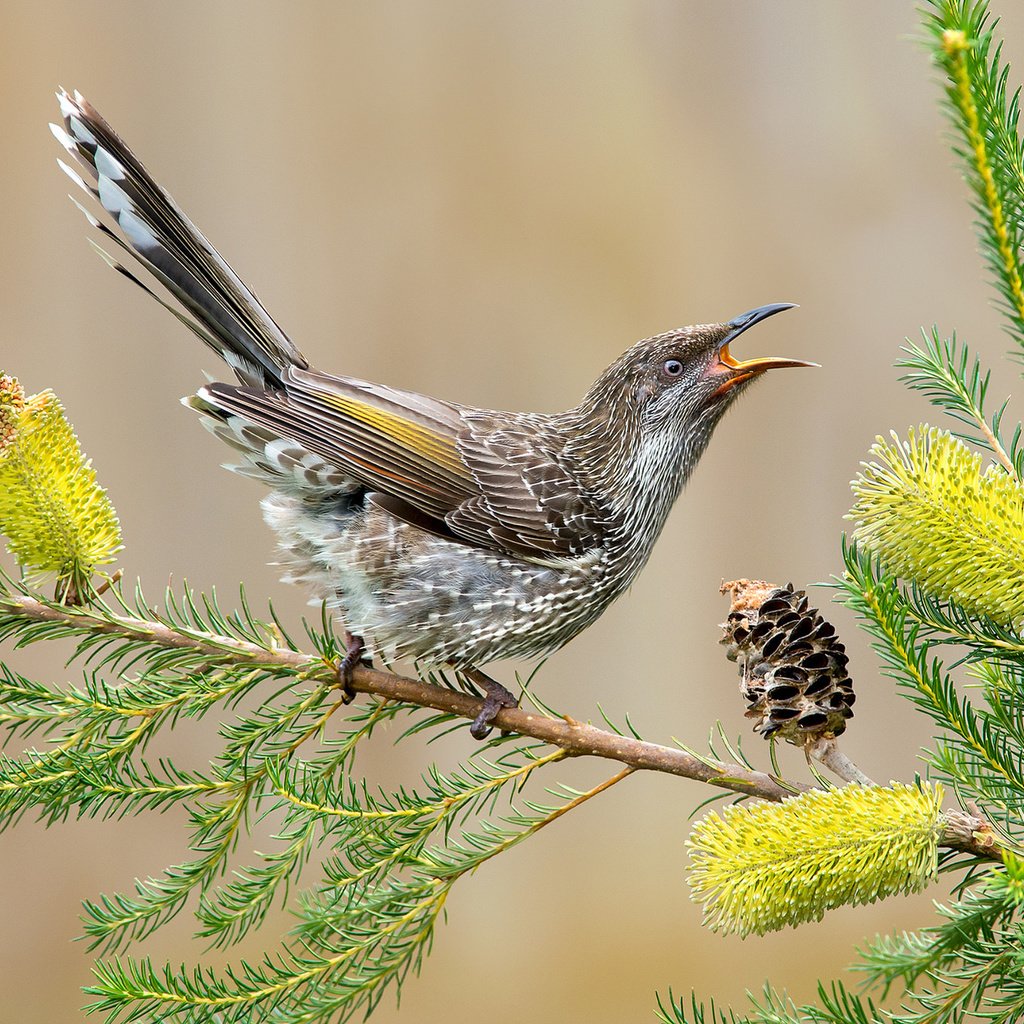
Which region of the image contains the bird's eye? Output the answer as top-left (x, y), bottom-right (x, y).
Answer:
top-left (662, 358), bottom-right (684, 378)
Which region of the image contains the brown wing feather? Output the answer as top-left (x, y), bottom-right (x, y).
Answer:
top-left (447, 413), bottom-right (608, 558)
top-left (202, 377), bottom-right (474, 522)
top-left (201, 376), bottom-right (607, 561)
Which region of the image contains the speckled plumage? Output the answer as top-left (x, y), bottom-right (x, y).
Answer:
top-left (52, 90), bottom-right (811, 726)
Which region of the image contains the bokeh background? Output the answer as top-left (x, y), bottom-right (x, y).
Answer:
top-left (2, 2), bottom-right (1022, 1021)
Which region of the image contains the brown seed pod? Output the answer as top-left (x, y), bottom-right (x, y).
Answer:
top-left (720, 579), bottom-right (855, 744)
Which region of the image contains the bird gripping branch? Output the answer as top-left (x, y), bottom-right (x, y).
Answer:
top-left (51, 89), bottom-right (814, 737)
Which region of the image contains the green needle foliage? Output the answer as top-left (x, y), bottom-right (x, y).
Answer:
top-left (0, 572), bottom-right (606, 1023)
top-left (934, 5), bottom-right (1024, 350)
top-left (664, 1), bottom-right (1024, 1021)
top-left (5, 2), bottom-right (1024, 1023)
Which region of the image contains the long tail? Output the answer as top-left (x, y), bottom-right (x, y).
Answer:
top-left (51, 89), bottom-right (308, 389)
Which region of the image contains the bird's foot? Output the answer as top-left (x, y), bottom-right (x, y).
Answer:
top-left (463, 668), bottom-right (518, 739)
top-left (336, 631), bottom-right (369, 703)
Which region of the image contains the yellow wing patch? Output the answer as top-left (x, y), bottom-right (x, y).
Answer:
top-left (322, 393), bottom-right (467, 477)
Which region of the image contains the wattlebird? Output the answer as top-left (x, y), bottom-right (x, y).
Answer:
top-left (51, 89), bottom-right (814, 737)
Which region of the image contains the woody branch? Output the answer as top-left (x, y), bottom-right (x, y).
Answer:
top-left (1, 592), bottom-right (1000, 861)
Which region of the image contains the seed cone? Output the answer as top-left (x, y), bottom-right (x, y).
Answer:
top-left (720, 579), bottom-right (855, 743)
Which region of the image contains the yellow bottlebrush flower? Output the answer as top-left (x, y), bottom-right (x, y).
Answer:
top-left (0, 375), bottom-right (122, 598)
top-left (0, 374), bottom-right (24, 447)
top-left (687, 782), bottom-right (944, 936)
top-left (850, 426), bottom-right (1024, 624)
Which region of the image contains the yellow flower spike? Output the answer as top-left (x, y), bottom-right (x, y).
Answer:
top-left (0, 379), bottom-right (122, 599)
top-left (687, 782), bottom-right (944, 936)
top-left (850, 426), bottom-right (1024, 625)
top-left (0, 374), bottom-right (24, 448)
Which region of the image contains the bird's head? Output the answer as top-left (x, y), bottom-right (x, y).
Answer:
top-left (581, 303), bottom-right (813, 435)
top-left (574, 304), bottom-right (814, 506)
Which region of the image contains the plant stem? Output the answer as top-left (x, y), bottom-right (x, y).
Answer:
top-left (942, 27), bottom-right (1024, 334)
top-left (0, 592), bottom-right (1001, 861)
top-left (807, 737), bottom-right (877, 786)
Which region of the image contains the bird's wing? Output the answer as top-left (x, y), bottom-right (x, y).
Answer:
top-left (448, 412), bottom-right (608, 559)
top-left (200, 373), bottom-right (606, 560)
top-left (201, 370), bottom-right (476, 524)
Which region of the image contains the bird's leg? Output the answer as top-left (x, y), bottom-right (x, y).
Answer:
top-left (337, 630), bottom-right (369, 703)
top-left (463, 667), bottom-right (519, 740)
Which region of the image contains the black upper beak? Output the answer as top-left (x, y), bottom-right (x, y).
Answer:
top-left (710, 303), bottom-right (816, 396)
top-left (726, 302), bottom-right (798, 338)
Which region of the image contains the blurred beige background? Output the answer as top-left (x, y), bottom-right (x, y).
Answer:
top-left (2, 2), bottom-right (1022, 1021)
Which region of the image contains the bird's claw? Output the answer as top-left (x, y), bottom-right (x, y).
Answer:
top-left (470, 697), bottom-right (502, 739)
top-left (336, 632), bottom-right (367, 704)
top-left (465, 669), bottom-right (518, 739)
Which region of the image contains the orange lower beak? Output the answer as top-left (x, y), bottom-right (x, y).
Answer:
top-left (712, 346), bottom-right (818, 396)
top-left (708, 303), bottom-right (817, 396)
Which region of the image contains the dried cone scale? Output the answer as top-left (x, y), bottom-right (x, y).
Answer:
top-left (720, 579), bottom-right (855, 743)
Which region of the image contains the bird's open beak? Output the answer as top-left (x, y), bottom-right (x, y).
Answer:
top-left (710, 303), bottom-right (817, 396)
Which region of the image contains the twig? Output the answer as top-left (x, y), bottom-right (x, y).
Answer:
top-left (941, 808), bottom-right (1001, 857)
top-left (462, 766), bottom-right (636, 875)
top-left (0, 592), bottom-right (1002, 862)
top-left (0, 592), bottom-right (804, 801)
top-left (806, 737), bottom-right (878, 787)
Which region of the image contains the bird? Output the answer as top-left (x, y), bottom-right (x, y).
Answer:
top-left (51, 89), bottom-right (815, 738)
